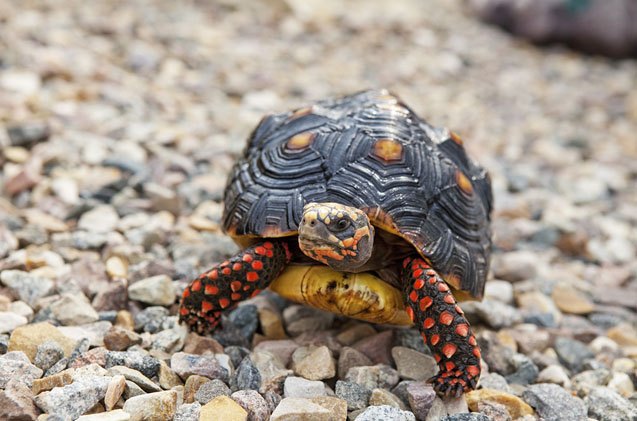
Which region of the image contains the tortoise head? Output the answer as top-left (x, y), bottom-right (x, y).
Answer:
top-left (298, 202), bottom-right (374, 271)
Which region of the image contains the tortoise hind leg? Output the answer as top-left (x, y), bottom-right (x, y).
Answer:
top-left (179, 240), bottom-right (292, 335)
top-left (401, 256), bottom-right (482, 397)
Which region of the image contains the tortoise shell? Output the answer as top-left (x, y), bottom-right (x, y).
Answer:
top-left (223, 89), bottom-right (492, 299)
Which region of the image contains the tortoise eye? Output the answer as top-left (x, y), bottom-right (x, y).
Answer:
top-left (334, 219), bottom-right (350, 231)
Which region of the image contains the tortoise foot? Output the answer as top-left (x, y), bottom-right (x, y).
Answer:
top-left (179, 240), bottom-right (291, 335)
top-left (402, 256), bottom-right (482, 396)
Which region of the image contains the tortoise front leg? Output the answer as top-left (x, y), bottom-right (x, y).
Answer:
top-left (179, 240), bottom-right (291, 335)
top-left (401, 257), bottom-right (482, 397)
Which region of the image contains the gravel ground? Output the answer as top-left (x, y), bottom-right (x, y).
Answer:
top-left (1, 1), bottom-right (636, 420)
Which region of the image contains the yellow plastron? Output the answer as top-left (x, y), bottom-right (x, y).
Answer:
top-left (269, 265), bottom-right (413, 326)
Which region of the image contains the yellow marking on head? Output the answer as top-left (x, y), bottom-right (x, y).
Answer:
top-left (324, 216), bottom-right (330, 225)
top-left (353, 226), bottom-right (370, 241)
top-left (286, 132), bottom-right (315, 150)
top-left (455, 170), bottom-right (474, 194)
top-left (373, 138), bottom-right (403, 162)
top-left (318, 208), bottom-right (329, 220)
top-left (337, 212), bottom-right (343, 218)
top-left (450, 131), bottom-right (464, 145)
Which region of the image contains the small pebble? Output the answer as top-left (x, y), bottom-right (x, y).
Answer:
top-left (128, 275), bottom-right (176, 306)
top-left (284, 376), bottom-right (327, 398)
top-left (354, 405), bottom-right (416, 421)
top-left (122, 390), bottom-right (178, 420)
top-left (522, 383), bottom-right (586, 421)
top-left (199, 395), bottom-right (247, 421)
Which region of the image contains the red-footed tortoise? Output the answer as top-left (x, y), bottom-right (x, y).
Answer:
top-left (179, 89), bottom-right (493, 397)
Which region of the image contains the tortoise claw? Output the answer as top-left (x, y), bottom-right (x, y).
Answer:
top-left (430, 371), bottom-right (478, 398)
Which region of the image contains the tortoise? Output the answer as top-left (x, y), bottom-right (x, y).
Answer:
top-left (179, 89), bottom-right (493, 397)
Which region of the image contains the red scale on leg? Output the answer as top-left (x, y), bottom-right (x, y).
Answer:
top-left (179, 240), bottom-right (291, 336)
top-left (402, 256), bottom-right (482, 398)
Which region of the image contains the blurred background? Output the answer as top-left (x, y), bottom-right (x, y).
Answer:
top-left (0, 1), bottom-right (636, 420)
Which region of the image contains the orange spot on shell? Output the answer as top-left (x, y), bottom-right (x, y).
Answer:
top-left (179, 307), bottom-right (189, 316)
top-left (444, 294), bottom-right (456, 304)
top-left (252, 261), bottom-right (263, 270)
top-left (430, 334), bottom-right (440, 346)
top-left (445, 361), bottom-right (456, 371)
top-left (250, 289), bottom-right (261, 298)
top-left (266, 250), bottom-right (273, 258)
top-left (182, 288), bottom-right (190, 298)
top-left (409, 291), bottom-right (419, 302)
top-left (440, 311), bottom-right (454, 325)
top-left (442, 343), bottom-right (457, 358)
top-left (450, 131), bottom-right (464, 145)
top-left (191, 280), bottom-right (202, 292)
top-left (413, 269), bottom-right (423, 278)
top-left (373, 138), bottom-right (403, 161)
top-left (456, 170), bottom-right (474, 194)
top-left (455, 305), bottom-right (464, 315)
top-left (230, 281), bottom-right (242, 292)
top-left (231, 293), bottom-right (241, 301)
top-left (255, 246), bottom-right (266, 256)
top-left (207, 270), bottom-right (218, 280)
top-left (419, 296), bottom-right (433, 311)
top-left (205, 284), bottom-right (219, 295)
top-left (434, 353), bottom-right (441, 363)
top-left (246, 272), bottom-right (259, 282)
top-left (469, 336), bottom-right (477, 346)
top-left (232, 263), bottom-right (242, 271)
top-left (242, 254), bottom-right (253, 263)
top-left (219, 298), bottom-right (231, 309)
top-left (201, 301), bottom-right (214, 312)
top-left (222, 267), bottom-right (231, 276)
top-left (423, 318), bottom-right (435, 329)
top-left (413, 279), bottom-right (425, 290)
top-left (264, 242), bottom-right (274, 249)
top-left (286, 132), bottom-right (316, 150)
top-left (455, 324), bottom-right (469, 337)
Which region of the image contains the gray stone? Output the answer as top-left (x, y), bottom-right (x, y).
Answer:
top-left (34, 375), bottom-right (110, 420)
top-left (105, 351), bottom-right (160, 378)
top-left (571, 368), bottom-right (612, 396)
top-left (231, 356), bottom-right (261, 391)
top-left (522, 383), bottom-right (587, 421)
top-left (345, 364), bottom-right (400, 390)
top-left (34, 340), bottom-right (65, 371)
top-left (228, 304), bottom-right (259, 340)
top-left (338, 346), bottom-right (374, 379)
top-left (7, 121), bottom-right (50, 147)
top-left (0, 351), bottom-right (43, 388)
top-left (270, 397), bottom-right (331, 420)
top-left (505, 353), bottom-right (539, 385)
top-left (293, 345), bottom-right (336, 381)
top-left (171, 352), bottom-right (230, 382)
top-left (174, 402), bottom-right (201, 421)
top-left (128, 275), bottom-right (176, 306)
top-left (195, 379), bottom-right (231, 404)
top-left (106, 365), bottom-right (161, 392)
top-left (441, 414), bottom-right (490, 421)
top-left (554, 337), bottom-right (594, 372)
top-left (355, 405), bottom-right (416, 421)
top-left (231, 389), bottom-right (271, 421)
top-left (392, 346), bottom-right (438, 381)
top-left (133, 306), bottom-right (169, 333)
top-left (0, 270), bottom-right (54, 307)
top-left (335, 380), bottom-right (370, 411)
top-left (284, 376), bottom-right (327, 398)
top-left (48, 293), bottom-right (100, 326)
top-left (251, 351), bottom-right (293, 394)
top-left (406, 381), bottom-right (436, 421)
top-left (585, 386), bottom-right (637, 421)
top-left (0, 311), bottom-right (28, 334)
